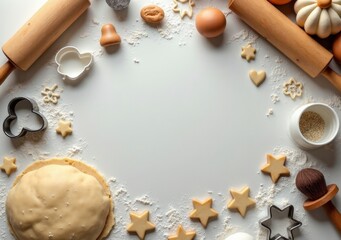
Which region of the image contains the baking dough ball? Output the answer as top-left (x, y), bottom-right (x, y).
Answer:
top-left (225, 232), bottom-right (254, 240)
top-left (6, 159), bottom-right (114, 240)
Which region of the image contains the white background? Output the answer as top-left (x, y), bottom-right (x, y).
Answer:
top-left (0, 0), bottom-right (341, 239)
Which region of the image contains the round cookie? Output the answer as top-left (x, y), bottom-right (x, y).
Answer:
top-left (6, 158), bottom-right (115, 240)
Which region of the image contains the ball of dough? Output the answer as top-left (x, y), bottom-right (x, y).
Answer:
top-left (195, 7), bottom-right (226, 38)
top-left (225, 232), bottom-right (254, 240)
top-left (6, 159), bottom-right (114, 240)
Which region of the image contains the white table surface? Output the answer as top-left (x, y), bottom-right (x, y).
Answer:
top-left (0, 0), bottom-right (341, 239)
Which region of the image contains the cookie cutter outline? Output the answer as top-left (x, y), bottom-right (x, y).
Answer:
top-left (55, 46), bottom-right (93, 81)
top-left (3, 97), bottom-right (48, 138)
top-left (259, 205), bottom-right (302, 240)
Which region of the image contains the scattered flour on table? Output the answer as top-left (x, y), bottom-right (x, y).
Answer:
top-left (124, 28), bottom-right (149, 46)
top-left (107, 177), bottom-right (233, 239)
top-left (93, 49), bottom-right (104, 62)
top-left (266, 108), bottom-right (274, 117)
top-left (0, 178), bottom-right (7, 239)
top-left (228, 29), bottom-right (259, 45)
top-left (253, 146), bottom-right (318, 240)
top-left (92, 18), bottom-right (100, 26)
top-left (270, 93), bottom-right (280, 104)
top-left (306, 95), bottom-right (341, 111)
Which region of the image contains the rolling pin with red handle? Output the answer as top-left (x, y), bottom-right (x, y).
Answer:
top-left (229, 0), bottom-right (341, 92)
top-left (0, 0), bottom-right (91, 85)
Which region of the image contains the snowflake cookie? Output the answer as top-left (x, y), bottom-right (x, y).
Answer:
top-left (283, 78), bottom-right (303, 99)
top-left (41, 84), bottom-right (60, 104)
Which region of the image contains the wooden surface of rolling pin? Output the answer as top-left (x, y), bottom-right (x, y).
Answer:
top-left (229, 0), bottom-right (341, 92)
top-left (0, 0), bottom-right (91, 85)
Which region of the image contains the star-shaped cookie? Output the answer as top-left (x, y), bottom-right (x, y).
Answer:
top-left (127, 211), bottom-right (155, 239)
top-left (241, 44), bottom-right (256, 62)
top-left (168, 225), bottom-right (196, 240)
top-left (0, 157), bottom-right (17, 176)
top-left (261, 154), bottom-right (290, 183)
top-left (227, 186), bottom-right (256, 217)
top-left (56, 120), bottom-right (73, 138)
top-left (189, 197), bottom-right (218, 228)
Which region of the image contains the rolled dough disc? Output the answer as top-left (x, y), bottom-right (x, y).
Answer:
top-left (6, 158), bottom-right (115, 240)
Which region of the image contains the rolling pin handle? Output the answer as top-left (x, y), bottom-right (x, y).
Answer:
top-left (323, 201), bottom-right (341, 232)
top-left (0, 61), bottom-right (15, 85)
top-left (322, 67), bottom-right (341, 93)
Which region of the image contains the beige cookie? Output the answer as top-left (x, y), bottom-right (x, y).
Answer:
top-left (127, 211), bottom-right (155, 239)
top-left (189, 198), bottom-right (218, 228)
top-left (249, 70), bottom-right (266, 86)
top-left (168, 225), bottom-right (196, 240)
top-left (140, 5), bottom-right (164, 24)
top-left (56, 120), bottom-right (73, 138)
top-left (0, 156), bottom-right (17, 176)
top-left (6, 158), bottom-right (115, 240)
top-left (227, 186), bottom-right (256, 217)
top-left (241, 44), bottom-right (256, 61)
top-left (261, 154), bottom-right (290, 183)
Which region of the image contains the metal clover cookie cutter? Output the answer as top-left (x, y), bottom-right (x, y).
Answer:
top-left (3, 97), bottom-right (48, 138)
top-left (55, 46), bottom-right (93, 81)
top-left (260, 205), bottom-right (302, 240)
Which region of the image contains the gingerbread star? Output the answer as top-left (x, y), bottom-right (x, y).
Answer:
top-left (168, 225), bottom-right (196, 240)
top-left (241, 44), bottom-right (256, 62)
top-left (56, 120), bottom-right (73, 138)
top-left (0, 157), bottom-right (17, 176)
top-left (227, 186), bottom-right (256, 217)
top-left (261, 154), bottom-right (290, 183)
top-left (127, 211), bottom-right (155, 239)
top-left (189, 197), bottom-right (218, 228)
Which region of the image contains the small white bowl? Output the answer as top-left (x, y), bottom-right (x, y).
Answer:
top-left (289, 103), bottom-right (339, 149)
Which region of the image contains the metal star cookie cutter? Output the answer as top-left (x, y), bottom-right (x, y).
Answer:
top-left (3, 97), bottom-right (48, 138)
top-left (260, 205), bottom-right (302, 240)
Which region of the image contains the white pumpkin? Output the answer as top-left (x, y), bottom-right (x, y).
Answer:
top-left (295, 0), bottom-right (341, 38)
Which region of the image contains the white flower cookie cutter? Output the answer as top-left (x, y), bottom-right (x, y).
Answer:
top-left (55, 46), bottom-right (93, 81)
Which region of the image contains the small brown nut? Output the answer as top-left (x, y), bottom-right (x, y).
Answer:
top-left (140, 5), bottom-right (164, 24)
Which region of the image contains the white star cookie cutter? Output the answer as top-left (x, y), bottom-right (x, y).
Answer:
top-left (172, 0), bottom-right (195, 19)
top-left (55, 46), bottom-right (93, 81)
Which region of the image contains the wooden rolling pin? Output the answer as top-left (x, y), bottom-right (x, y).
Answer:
top-left (229, 0), bottom-right (341, 92)
top-left (0, 0), bottom-right (91, 85)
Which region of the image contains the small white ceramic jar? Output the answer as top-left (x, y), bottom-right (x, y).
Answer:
top-left (289, 103), bottom-right (339, 149)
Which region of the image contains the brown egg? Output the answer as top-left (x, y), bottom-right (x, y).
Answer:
top-left (195, 7), bottom-right (226, 38)
top-left (332, 33), bottom-right (341, 63)
top-left (268, 0), bottom-right (292, 5)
